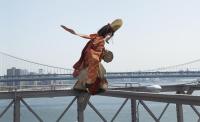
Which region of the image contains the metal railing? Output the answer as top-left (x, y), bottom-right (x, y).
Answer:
top-left (0, 83), bottom-right (200, 122)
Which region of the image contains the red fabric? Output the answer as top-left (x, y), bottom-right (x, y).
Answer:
top-left (88, 78), bottom-right (101, 95)
top-left (72, 34), bottom-right (106, 94)
top-left (73, 34), bottom-right (105, 83)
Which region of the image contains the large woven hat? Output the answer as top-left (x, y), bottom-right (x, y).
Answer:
top-left (110, 19), bottom-right (123, 32)
top-left (97, 19), bottom-right (123, 38)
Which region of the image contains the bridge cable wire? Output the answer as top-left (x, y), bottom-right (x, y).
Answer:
top-left (1, 51), bottom-right (200, 72)
top-left (0, 51), bottom-right (72, 71)
top-left (146, 58), bottom-right (200, 72)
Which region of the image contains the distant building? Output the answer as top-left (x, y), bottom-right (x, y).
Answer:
top-left (7, 67), bottom-right (29, 76)
top-left (29, 72), bottom-right (37, 75)
top-left (6, 67), bottom-right (29, 86)
top-left (38, 69), bottom-right (44, 74)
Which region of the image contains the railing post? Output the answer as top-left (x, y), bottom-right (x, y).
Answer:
top-left (131, 99), bottom-right (137, 122)
top-left (176, 103), bottom-right (183, 122)
top-left (77, 93), bottom-right (90, 122)
top-left (176, 90), bottom-right (184, 122)
top-left (14, 96), bottom-right (20, 122)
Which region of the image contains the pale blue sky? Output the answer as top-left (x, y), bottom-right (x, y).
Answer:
top-left (1, 0), bottom-right (200, 71)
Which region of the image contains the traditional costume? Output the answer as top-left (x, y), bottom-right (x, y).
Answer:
top-left (61, 19), bottom-right (122, 94)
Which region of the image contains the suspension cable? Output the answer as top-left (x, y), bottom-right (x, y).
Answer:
top-left (0, 51), bottom-right (72, 71)
top-left (146, 58), bottom-right (200, 72)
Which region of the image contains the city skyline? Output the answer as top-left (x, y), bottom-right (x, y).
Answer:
top-left (5, 67), bottom-right (67, 76)
top-left (6, 67), bottom-right (44, 76)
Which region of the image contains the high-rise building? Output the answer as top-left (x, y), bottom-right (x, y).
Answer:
top-left (7, 67), bottom-right (28, 76)
top-left (6, 67), bottom-right (29, 86)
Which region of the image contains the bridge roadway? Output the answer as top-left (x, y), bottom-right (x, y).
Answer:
top-left (1, 71), bottom-right (200, 82)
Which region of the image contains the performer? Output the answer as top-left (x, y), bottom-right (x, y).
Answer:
top-left (61, 19), bottom-right (123, 95)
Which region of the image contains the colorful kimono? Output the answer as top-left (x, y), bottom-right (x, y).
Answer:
top-left (72, 34), bottom-right (108, 95)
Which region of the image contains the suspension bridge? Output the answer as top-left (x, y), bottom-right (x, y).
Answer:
top-left (1, 51), bottom-right (200, 84)
top-left (1, 51), bottom-right (200, 122)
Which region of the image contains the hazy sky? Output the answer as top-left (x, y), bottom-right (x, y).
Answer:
top-left (1, 0), bottom-right (200, 72)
